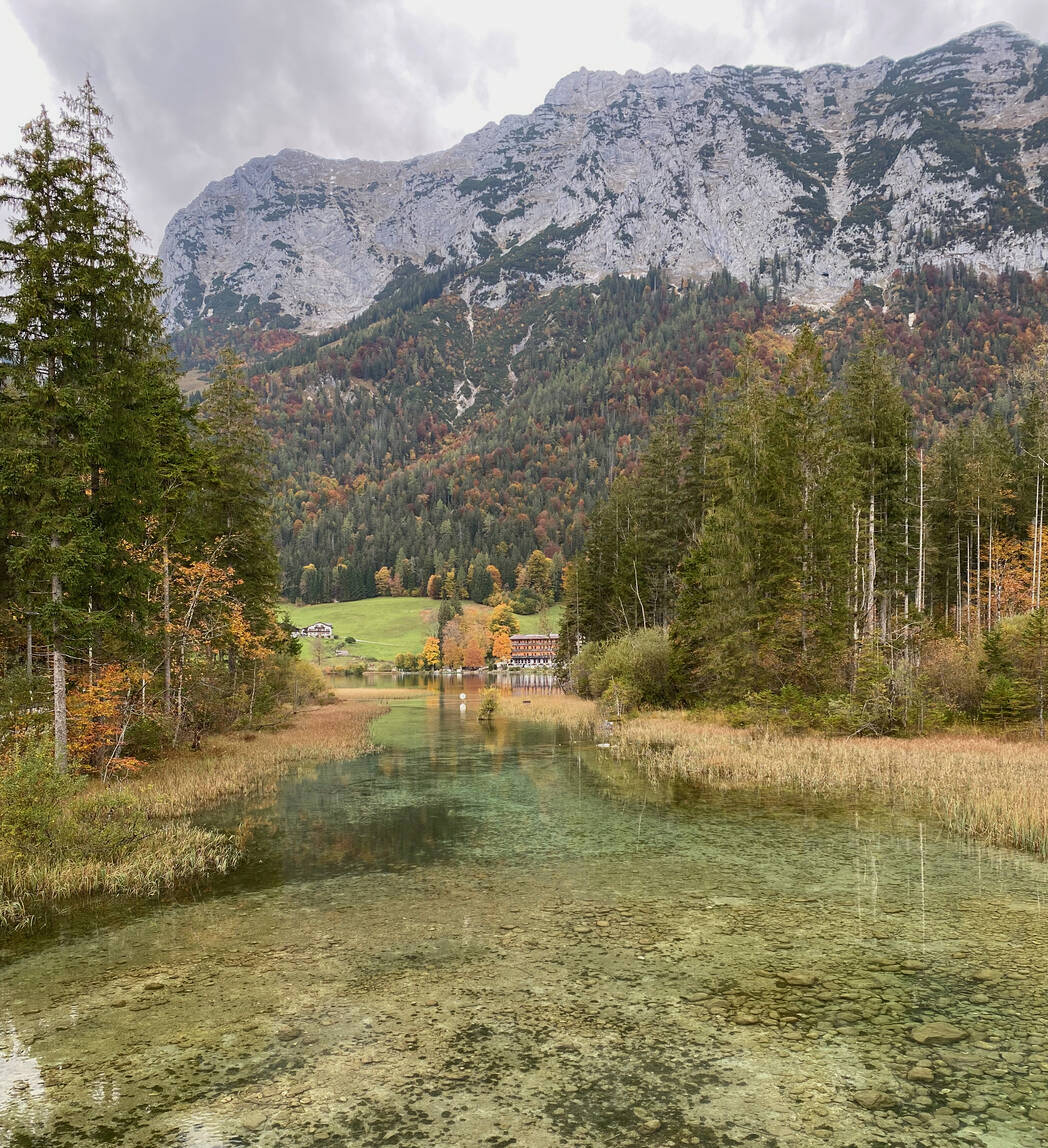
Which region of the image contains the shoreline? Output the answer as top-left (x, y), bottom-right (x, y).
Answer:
top-left (499, 694), bottom-right (1048, 859)
top-left (0, 692), bottom-right (387, 935)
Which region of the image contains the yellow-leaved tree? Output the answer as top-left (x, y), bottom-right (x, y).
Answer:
top-left (421, 636), bottom-right (441, 669)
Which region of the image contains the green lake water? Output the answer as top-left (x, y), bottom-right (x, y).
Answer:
top-left (2, 679), bottom-right (1048, 1146)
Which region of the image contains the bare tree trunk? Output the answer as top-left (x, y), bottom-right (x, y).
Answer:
top-left (50, 555), bottom-right (68, 772)
top-left (631, 560), bottom-right (647, 630)
top-left (975, 497), bottom-right (982, 637)
top-left (26, 620), bottom-right (33, 676)
top-left (163, 542), bottom-right (172, 714)
top-left (851, 504), bottom-right (860, 680)
top-left (865, 489), bottom-right (877, 640)
top-left (1032, 470), bottom-right (1040, 610)
top-left (916, 449), bottom-right (925, 613)
top-left (965, 534), bottom-right (972, 639)
top-left (87, 596), bottom-right (94, 688)
top-left (1038, 478), bottom-right (1042, 610)
top-left (1037, 466), bottom-right (1045, 610)
top-left (904, 447), bottom-right (910, 619)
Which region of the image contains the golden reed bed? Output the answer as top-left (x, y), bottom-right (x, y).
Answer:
top-left (130, 691), bottom-right (389, 817)
top-left (499, 694), bottom-right (1048, 858)
top-left (1, 693), bottom-right (387, 929)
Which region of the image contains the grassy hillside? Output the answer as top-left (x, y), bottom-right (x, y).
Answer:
top-left (285, 599), bottom-right (563, 661)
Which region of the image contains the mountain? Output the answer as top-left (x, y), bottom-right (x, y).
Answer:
top-left (258, 262), bottom-right (1048, 603)
top-left (160, 24), bottom-right (1048, 337)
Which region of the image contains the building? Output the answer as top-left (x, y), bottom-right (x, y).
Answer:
top-left (297, 622), bottom-right (334, 639)
top-left (509, 633), bottom-right (558, 666)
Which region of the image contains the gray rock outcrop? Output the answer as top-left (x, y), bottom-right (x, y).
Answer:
top-left (160, 24), bottom-right (1048, 334)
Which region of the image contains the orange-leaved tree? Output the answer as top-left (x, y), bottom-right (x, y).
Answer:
top-left (491, 630), bottom-right (512, 662)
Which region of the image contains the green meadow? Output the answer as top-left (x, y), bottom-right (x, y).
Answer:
top-left (285, 598), bottom-right (563, 661)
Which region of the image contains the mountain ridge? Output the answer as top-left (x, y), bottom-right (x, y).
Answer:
top-left (160, 23), bottom-right (1048, 337)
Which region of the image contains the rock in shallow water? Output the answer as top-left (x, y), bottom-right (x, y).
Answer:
top-left (910, 1021), bottom-right (967, 1045)
top-left (777, 970), bottom-right (818, 987)
top-left (852, 1089), bottom-right (896, 1111)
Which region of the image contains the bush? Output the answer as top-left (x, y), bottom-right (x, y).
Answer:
top-left (510, 588), bottom-right (543, 615)
top-left (478, 688), bottom-right (499, 720)
top-left (919, 638), bottom-right (985, 716)
top-left (0, 671), bottom-right (51, 751)
top-left (124, 717), bottom-right (167, 760)
top-left (570, 629), bottom-right (683, 709)
top-left (0, 741), bottom-right (80, 863)
top-left (600, 677), bottom-right (643, 717)
top-left (568, 642), bottom-right (604, 698)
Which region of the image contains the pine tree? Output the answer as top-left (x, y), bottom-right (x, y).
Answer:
top-left (770, 325), bottom-right (850, 687)
top-left (0, 108), bottom-right (91, 768)
top-left (674, 342), bottom-right (778, 696)
top-left (0, 84), bottom-right (189, 768)
top-left (191, 348), bottom-right (279, 625)
top-left (1020, 607), bottom-right (1048, 738)
top-left (841, 330), bottom-right (910, 647)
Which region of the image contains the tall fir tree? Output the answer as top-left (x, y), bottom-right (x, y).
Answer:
top-left (0, 83), bottom-right (190, 768)
top-left (191, 348), bottom-right (279, 628)
top-left (841, 329), bottom-right (911, 648)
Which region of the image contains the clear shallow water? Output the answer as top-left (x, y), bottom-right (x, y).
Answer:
top-left (2, 680), bottom-right (1048, 1147)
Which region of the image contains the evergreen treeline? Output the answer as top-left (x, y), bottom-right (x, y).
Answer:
top-left (0, 83), bottom-right (301, 773)
top-left (197, 260), bottom-right (1048, 606)
top-left (561, 328), bottom-right (1048, 733)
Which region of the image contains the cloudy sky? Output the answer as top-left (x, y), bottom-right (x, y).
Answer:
top-left (3, 0), bottom-right (1048, 249)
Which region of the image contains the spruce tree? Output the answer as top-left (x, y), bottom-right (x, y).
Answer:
top-left (674, 341), bottom-right (778, 696)
top-left (0, 108), bottom-right (92, 768)
top-left (191, 348), bottom-right (279, 626)
top-left (841, 330), bottom-right (910, 646)
top-left (0, 84), bottom-right (190, 768)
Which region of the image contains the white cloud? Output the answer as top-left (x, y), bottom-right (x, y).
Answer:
top-left (0, 0), bottom-right (58, 155)
top-left (3, 0), bottom-right (1047, 250)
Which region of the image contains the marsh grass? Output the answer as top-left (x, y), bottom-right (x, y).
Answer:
top-left (127, 693), bottom-right (386, 817)
top-left (496, 693), bottom-right (1048, 858)
top-left (621, 715), bottom-right (1048, 857)
top-left (0, 693), bottom-right (386, 931)
top-left (497, 693), bottom-right (599, 737)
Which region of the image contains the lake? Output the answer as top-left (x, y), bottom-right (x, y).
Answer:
top-left (2, 679), bottom-right (1047, 1146)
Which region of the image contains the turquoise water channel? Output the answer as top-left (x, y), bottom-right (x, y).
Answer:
top-left (2, 679), bottom-right (1048, 1146)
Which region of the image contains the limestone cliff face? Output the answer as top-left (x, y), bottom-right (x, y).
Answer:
top-left (160, 24), bottom-right (1048, 333)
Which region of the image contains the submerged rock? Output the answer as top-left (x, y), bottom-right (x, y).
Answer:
top-left (852, 1089), bottom-right (897, 1111)
top-left (777, 971), bottom-right (818, 987)
top-left (910, 1021), bottom-right (967, 1045)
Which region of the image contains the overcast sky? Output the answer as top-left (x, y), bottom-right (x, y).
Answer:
top-left (3, 0), bottom-right (1048, 250)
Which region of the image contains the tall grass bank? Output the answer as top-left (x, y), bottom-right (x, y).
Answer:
top-left (0, 694), bottom-right (385, 933)
top-left (502, 693), bottom-right (1048, 859)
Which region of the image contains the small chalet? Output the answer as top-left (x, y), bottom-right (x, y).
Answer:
top-left (509, 633), bottom-right (558, 666)
top-left (297, 622), bottom-right (334, 639)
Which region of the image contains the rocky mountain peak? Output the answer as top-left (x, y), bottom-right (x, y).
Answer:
top-left (160, 25), bottom-right (1048, 335)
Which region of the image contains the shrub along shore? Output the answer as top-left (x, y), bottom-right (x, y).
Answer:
top-left (499, 694), bottom-right (1048, 859)
top-left (0, 692), bottom-right (386, 934)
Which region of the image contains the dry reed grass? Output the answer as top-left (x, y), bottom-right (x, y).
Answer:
top-left (493, 693), bottom-right (1048, 857)
top-left (622, 715), bottom-right (1048, 857)
top-left (127, 693), bottom-right (387, 817)
top-left (497, 692), bottom-right (599, 737)
top-left (0, 693), bottom-right (388, 931)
